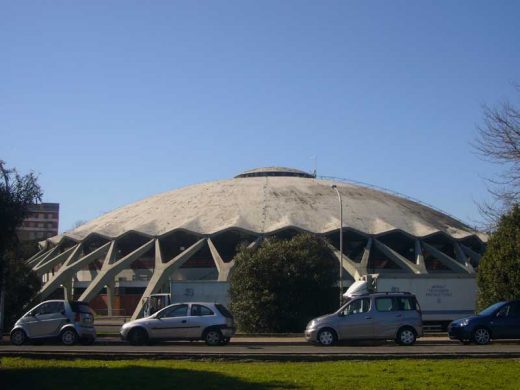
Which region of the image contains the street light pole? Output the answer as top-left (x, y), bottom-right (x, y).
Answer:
top-left (331, 185), bottom-right (343, 307)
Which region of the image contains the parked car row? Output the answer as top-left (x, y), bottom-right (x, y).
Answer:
top-left (9, 297), bottom-right (520, 346)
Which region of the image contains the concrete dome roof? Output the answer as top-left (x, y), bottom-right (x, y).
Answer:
top-left (54, 168), bottom-right (485, 244)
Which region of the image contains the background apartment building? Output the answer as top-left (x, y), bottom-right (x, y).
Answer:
top-left (17, 203), bottom-right (59, 241)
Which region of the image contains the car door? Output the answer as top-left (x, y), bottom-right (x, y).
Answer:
top-left (336, 298), bottom-right (373, 340)
top-left (372, 297), bottom-right (403, 338)
top-left (492, 302), bottom-right (520, 339)
top-left (23, 302), bottom-right (49, 338)
top-left (509, 302), bottom-right (520, 338)
top-left (186, 304), bottom-right (216, 338)
top-left (26, 302), bottom-right (67, 338)
top-left (151, 304), bottom-right (189, 339)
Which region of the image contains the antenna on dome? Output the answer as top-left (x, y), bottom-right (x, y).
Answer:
top-left (310, 155), bottom-right (317, 178)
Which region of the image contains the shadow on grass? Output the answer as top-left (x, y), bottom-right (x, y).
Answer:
top-left (2, 366), bottom-right (294, 390)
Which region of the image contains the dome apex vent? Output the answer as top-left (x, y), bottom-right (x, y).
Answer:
top-left (235, 166), bottom-right (315, 179)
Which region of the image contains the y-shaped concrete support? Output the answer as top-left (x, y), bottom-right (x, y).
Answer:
top-left (414, 240), bottom-right (428, 273)
top-left (29, 245), bottom-right (61, 268)
top-left (459, 243), bottom-right (481, 268)
top-left (372, 239), bottom-right (422, 274)
top-left (207, 238), bottom-right (234, 281)
top-left (130, 238), bottom-right (206, 320)
top-left (80, 238), bottom-right (154, 303)
top-left (421, 241), bottom-right (473, 274)
top-left (37, 242), bottom-right (112, 300)
top-left (327, 242), bottom-right (364, 281)
top-left (33, 245), bottom-right (79, 277)
top-left (359, 238), bottom-right (372, 273)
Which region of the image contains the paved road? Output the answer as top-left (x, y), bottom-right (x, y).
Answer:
top-left (2, 337), bottom-right (520, 360)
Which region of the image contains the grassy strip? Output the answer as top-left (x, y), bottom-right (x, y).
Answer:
top-left (1, 357), bottom-right (519, 389)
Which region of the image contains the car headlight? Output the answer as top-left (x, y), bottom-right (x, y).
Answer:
top-left (307, 320), bottom-right (316, 329)
top-left (459, 318), bottom-right (470, 327)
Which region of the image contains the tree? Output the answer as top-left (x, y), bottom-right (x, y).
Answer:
top-left (229, 233), bottom-right (339, 333)
top-left (2, 249), bottom-right (42, 329)
top-left (0, 160), bottom-right (43, 332)
top-left (474, 88), bottom-right (520, 226)
top-left (477, 205), bottom-right (520, 310)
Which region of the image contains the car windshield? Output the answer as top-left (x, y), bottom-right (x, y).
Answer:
top-left (478, 302), bottom-right (506, 316)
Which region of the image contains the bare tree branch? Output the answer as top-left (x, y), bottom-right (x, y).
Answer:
top-left (473, 87), bottom-right (520, 228)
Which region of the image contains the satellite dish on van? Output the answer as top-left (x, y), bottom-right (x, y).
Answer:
top-left (343, 280), bottom-right (369, 298)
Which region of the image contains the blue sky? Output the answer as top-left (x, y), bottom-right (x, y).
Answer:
top-left (1, 1), bottom-right (519, 232)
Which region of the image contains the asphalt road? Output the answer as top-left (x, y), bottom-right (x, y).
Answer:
top-left (2, 337), bottom-right (520, 361)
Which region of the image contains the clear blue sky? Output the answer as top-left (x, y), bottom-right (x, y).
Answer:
top-left (1, 1), bottom-right (519, 232)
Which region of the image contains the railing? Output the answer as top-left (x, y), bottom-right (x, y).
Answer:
top-left (318, 175), bottom-right (475, 229)
top-left (94, 308), bottom-right (127, 316)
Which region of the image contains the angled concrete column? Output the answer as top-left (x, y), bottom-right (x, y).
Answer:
top-left (373, 239), bottom-right (422, 274)
top-left (33, 245), bottom-right (78, 276)
top-left (454, 242), bottom-right (475, 271)
top-left (80, 239), bottom-right (154, 303)
top-left (62, 279), bottom-right (73, 301)
top-left (414, 240), bottom-right (427, 273)
top-left (37, 242), bottom-right (112, 300)
top-left (130, 238), bottom-right (206, 320)
top-left (421, 242), bottom-right (473, 274)
top-left (327, 243), bottom-right (364, 281)
top-left (208, 238), bottom-right (234, 281)
top-left (106, 280), bottom-right (115, 316)
top-left (29, 245), bottom-right (61, 268)
top-left (460, 244), bottom-right (482, 267)
top-left (248, 237), bottom-right (262, 249)
top-left (359, 238), bottom-right (372, 274)
top-left (25, 247), bottom-right (47, 264)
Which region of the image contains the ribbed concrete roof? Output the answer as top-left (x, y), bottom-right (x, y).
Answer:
top-left (54, 171), bottom-right (485, 244)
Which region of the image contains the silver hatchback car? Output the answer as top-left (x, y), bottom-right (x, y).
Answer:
top-left (10, 300), bottom-right (96, 345)
top-left (121, 302), bottom-right (236, 346)
top-left (305, 292), bottom-right (423, 346)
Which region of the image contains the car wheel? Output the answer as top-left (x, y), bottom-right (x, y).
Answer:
top-left (10, 329), bottom-right (27, 346)
top-left (472, 327), bottom-right (491, 345)
top-left (317, 328), bottom-right (337, 346)
top-left (205, 329), bottom-right (223, 346)
top-left (396, 327), bottom-right (416, 346)
top-left (128, 328), bottom-right (148, 346)
top-left (60, 329), bottom-right (78, 346)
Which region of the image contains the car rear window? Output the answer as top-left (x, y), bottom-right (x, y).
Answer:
top-left (70, 301), bottom-right (94, 314)
top-left (215, 304), bottom-right (233, 318)
top-left (395, 297), bottom-right (417, 311)
top-left (375, 296), bottom-right (417, 312)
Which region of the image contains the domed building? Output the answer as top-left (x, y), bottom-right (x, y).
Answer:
top-left (27, 167), bottom-right (486, 319)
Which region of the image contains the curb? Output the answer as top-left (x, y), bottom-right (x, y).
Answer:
top-left (2, 351), bottom-right (520, 362)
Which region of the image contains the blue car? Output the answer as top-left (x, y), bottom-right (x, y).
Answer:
top-left (448, 300), bottom-right (520, 345)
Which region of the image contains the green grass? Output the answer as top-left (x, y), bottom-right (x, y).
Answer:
top-left (1, 358), bottom-right (519, 389)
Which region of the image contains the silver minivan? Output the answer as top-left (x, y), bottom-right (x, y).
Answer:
top-left (120, 302), bottom-right (236, 346)
top-left (10, 300), bottom-right (96, 345)
top-left (305, 292), bottom-right (423, 346)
